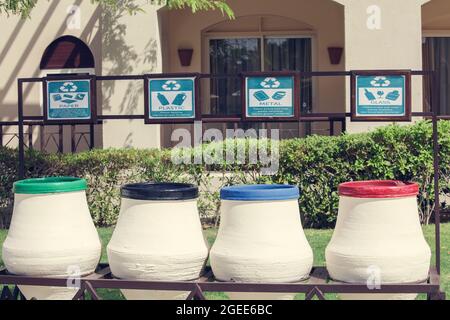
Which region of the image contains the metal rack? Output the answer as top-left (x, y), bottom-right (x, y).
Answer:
top-left (0, 70), bottom-right (444, 300)
top-left (0, 265), bottom-right (443, 300)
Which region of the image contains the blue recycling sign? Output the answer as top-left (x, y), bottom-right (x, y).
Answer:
top-left (46, 80), bottom-right (92, 121)
top-left (355, 75), bottom-right (406, 116)
top-left (245, 76), bottom-right (295, 118)
top-left (148, 77), bottom-right (195, 119)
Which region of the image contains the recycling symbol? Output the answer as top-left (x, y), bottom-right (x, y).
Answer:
top-left (370, 77), bottom-right (391, 87)
top-left (162, 80), bottom-right (181, 91)
top-left (60, 82), bottom-right (78, 92)
top-left (260, 77), bottom-right (281, 89)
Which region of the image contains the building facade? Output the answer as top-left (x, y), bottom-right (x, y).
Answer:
top-left (0, 0), bottom-right (450, 151)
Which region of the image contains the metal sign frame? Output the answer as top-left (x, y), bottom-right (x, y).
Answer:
top-left (350, 70), bottom-right (412, 122)
top-left (144, 73), bottom-right (201, 124)
top-left (43, 74), bottom-right (97, 125)
top-left (241, 71), bottom-right (300, 122)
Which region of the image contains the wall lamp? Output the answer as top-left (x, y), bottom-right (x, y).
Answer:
top-left (328, 47), bottom-right (344, 65)
top-left (178, 48), bottom-right (194, 67)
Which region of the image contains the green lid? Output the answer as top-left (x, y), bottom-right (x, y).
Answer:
top-left (14, 177), bottom-right (87, 194)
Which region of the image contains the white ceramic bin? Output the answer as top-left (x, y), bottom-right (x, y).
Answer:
top-left (2, 177), bottom-right (102, 300)
top-left (107, 183), bottom-right (208, 300)
top-left (210, 184), bottom-right (313, 300)
top-left (325, 180), bottom-right (431, 300)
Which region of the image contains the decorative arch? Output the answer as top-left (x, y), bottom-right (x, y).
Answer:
top-left (203, 14), bottom-right (315, 34)
top-left (40, 35), bottom-right (95, 70)
top-left (422, 0), bottom-right (450, 30)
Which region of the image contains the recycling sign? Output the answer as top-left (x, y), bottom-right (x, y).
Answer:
top-left (245, 76), bottom-right (295, 118)
top-left (148, 77), bottom-right (196, 119)
top-left (354, 74), bottom-right (407, 118)
top-left (46, 79), bottom-right (92, 121)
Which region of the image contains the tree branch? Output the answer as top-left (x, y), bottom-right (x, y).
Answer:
top-left (0, 0), bottom-right (234, 19)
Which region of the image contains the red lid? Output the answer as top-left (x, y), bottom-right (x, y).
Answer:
top-left (338, 180), bottom-right (419, 198)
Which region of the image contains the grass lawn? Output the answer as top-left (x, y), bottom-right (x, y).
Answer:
top-left (0, 223), bottom-right (448, 300)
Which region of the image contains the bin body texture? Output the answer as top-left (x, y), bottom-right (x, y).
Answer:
top-left (210, 184), bottom-right (313, 300)
top-left (107, 183), bottom-right (208, 300)
top-left (3, 177), bottom-right (101, 300)
top-left (325, 180), bottom-right (431, 300)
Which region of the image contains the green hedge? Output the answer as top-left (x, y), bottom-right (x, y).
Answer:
top-left (1, 120), bottom-right (449, 229)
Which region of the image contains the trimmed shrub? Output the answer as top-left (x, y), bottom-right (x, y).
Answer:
top-left (0, 120), bottom-right (449, 228)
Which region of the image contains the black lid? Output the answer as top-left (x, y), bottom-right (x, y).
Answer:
top-left (121, 182), bottom-right (198, 200)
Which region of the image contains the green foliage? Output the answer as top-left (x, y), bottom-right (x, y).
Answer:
top-left (0, 0), bottom-right (37, 17)
top-left (273, 121), bottom-right (450, 227)
top-left (0, 0), bottom-right (234, 18)
top-left (0, 121), bottom-right (449, 228)
top-left (164, 0), bottom-right (234, 18)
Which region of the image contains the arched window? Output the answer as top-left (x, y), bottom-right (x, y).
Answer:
top-left (40, 35), bottom-right (94, 70)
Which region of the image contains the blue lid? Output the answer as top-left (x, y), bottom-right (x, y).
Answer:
top-left (220, 184), bottom-right (299, 201)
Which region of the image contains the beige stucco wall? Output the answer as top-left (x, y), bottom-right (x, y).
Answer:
top-left (0, 0), bottom-right (101, 119)
top-left (338, 0), bottom-right (431, 133)
top-left (0, 0), bottom-right (162, 150)
top-left (164, 0), bottom-right (345, 74)
top-left (0, 0), bottom-right (100, 151)
top-left (160, 0), bottom-right (345, 144)
top-left (99, 2), bottom-right (162, 149)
